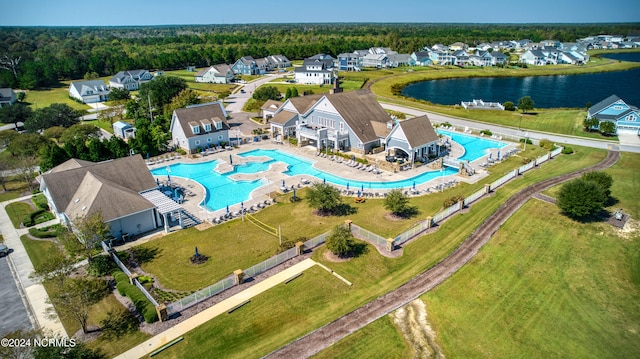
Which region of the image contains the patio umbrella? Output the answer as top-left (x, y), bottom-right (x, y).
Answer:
top-left (229, 154), bottom-right (233, 165)
top-left (167, 173), bottom-right (171, 183)
top-left (226, 205), bottom-right (229, 214)
top-left (361, 184), bottom-right (364, 192)
top-left (195, 246), bottom-right (199, 257)
top-left (357, 190), bottom-right (361, 197)
top-left (413, 181), bottom-right (416, 190)
top-left (156, 178), bottom-right (160, 186)
top-left (241, 201), bottom-right (244, 209)
top-left (497, 150), bottom-right (501, 159)
top-left (282, 180), bottom-right (285, 187)
top-left (293, 188), bottom-right (297, 199)
top-left (346, 183), bottom-right (349, 190)
top-left (147, 153), bottom-right (150, 160)
top-left (323, 178), bottom-right (326, 184)
top-left (489, 152), bottom-right (492, 160)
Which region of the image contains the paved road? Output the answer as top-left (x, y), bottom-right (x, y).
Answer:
top-left (266, 149), bottom-right (620, 358)
top-left (0, 254), bottom-right (33, 337)
top-left (381, 103), bottom-right (640, 153)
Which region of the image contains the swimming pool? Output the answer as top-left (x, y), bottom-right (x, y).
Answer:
top-left (150, 132), bottom-right (505, 211)
top-left (437, 130), bottom-right (507, 161)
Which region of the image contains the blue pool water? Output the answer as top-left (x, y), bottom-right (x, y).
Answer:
top-left (150, 132), bottom-right (505, 211)
top-left (437, 130), bottom-right (507, 161)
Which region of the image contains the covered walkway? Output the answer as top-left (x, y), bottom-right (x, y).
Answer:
top-left (140, 189), bottom-right (185, 233)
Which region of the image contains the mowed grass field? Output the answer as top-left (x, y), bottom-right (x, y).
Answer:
top-left (313, 152), bottom-right (640, 359)
top-left (147, 146), bottom-right (610, 358)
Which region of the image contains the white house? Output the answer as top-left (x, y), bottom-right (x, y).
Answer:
top-left (109, 69), bottom-right (153, 91)
top-left (385, 115), bottom-right (440, 165)
top-left (294, 56), bottom-right (334, 85)
top-left (170, 101), bottom-right (230, 153)
top-left (260, 99), bottom-right (283, 122)
top-left (361, 53), bottom-right (388, 68)
top-left (0, 88), bottom-right (18, 107)
top-left (195, 64), bottom-right (234, 84)
top-left (39, 155), bottom-right (187, 240)
top-left (69, 80), bottom-right (110, 103)
top-left (112, 121), bottom-right (135, 140)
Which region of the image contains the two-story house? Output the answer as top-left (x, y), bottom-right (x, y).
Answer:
top-left (294, 55), bottom-right (335, 85)
top-left (231, 56), bottom-right (259, 75)
top-left (170, 101), bottom-right (230, 153)
top-left (587, 95), bottom-right (640, 135)
top-left (69, 80), bottom-right (110, 103)
top-left (195, 64), bottom-right (235, 84)
top-left (337, 52), bottom-right (361, 71)
top-left (109, 69), bottom-right (153, 91)
top-left (410, 51), bottom-right (433, 66)
top-left (265, 55), bottom-right (291, 69)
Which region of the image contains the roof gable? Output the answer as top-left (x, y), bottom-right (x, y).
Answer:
top-left (172, 101), bottom-right (229, 138)
top-left (321, 90), bottom-right (392, 143)
top-left (396, 115), bottom-right (439, 148)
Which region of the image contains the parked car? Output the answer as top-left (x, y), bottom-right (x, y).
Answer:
top-left (0, 243), bottom-right (9, 257)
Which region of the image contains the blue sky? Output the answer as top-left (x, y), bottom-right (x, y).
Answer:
top-left (1, 0), bottom-right (639, 26)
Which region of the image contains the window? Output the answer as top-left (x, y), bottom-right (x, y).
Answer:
top-left (218, 135), bottom-right (223, 140)
top-left (204, 124), bottom-right (212, 132)
top-left (195, 140), bottom-right (200, 145)
top-left (614, 105), bottom-right (623, 110)
top-left (192, 126), bottom-right (200, 134)
top-left (207, 138), bottom-right (212, 143)
top-left (215, 121), bottom-right (222, 130)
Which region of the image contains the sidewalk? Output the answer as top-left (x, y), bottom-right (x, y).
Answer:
top-left (0, 197), bottom-right (67, 337)
top-left (115, 258), bottom-right (318, 359)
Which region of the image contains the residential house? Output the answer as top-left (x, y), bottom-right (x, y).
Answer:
top-left (294, 55), bottom-right (334, 85)
top-left (387, 53), bottom-right (412, 68)
top-left (453, 50), bottom-right (471, 66)
top-left (587, 95), bottom-right (640, 135)
top-left (519, 49), bottom-right (548, 66)
top-left (255, 58), bottom-right (270, 74)
top-left (295, 90), bottom-right (393, 154)
top-left (260, 99), bottom-right (283, 122)
top-left (69, 80), bottom-right (110, 103)
top-left (361, 53), bottom-right (389, 68)
top-left (540, 40), bottom-right (560, 48)
top-left (109, 70), bottom-right (153, 91)
top-left (0, 88), bottom-right (17, 107)
top-left (385, 115), bottom-right (440, 165)
top-left (432, 44), bottom-right (449, 52)
top-left (490, 51), bottom-right (509, 65)
top-left (112, 121), bottom-right (135, 140)
top-left (410, 51), bottom-right (433, 66)
top-left (231, 56), bottom-right (259, 75)
top-left (39, 155), bottom-right (187, 240)
top-left (450, 42), bottom-right (469, 51)
top-left (269, 95), bottom-right (322, 141)
top-left (170, 101), bottom-right (230, 153)
top-left (195, 64), bottom-right (234, 84)
top-left (337, 52), bottom-right (360, 71)
top-left (265, 55), bottom-right (291, 69)
top-left (430, 51), bottom-right (455, 66)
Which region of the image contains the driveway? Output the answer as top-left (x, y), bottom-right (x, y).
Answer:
top-left (0, 255), bottom-right (33, 337)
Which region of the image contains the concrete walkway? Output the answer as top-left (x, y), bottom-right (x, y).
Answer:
top-left (0, 196), bottom-right (66, 337)
top-left (115, 258), bottom-right (319, 359)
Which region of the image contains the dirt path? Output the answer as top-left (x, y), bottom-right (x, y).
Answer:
top-left (391, 299), bottom-right (444, 359)
top-left (265, 150), bottom-right (620, 358)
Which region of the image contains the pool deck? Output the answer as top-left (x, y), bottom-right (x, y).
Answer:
top-left (148, 139), bottom-right (519, 224)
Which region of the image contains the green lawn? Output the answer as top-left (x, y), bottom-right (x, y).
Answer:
top-left (146, 146), bottom-right (608, 358)
top-left (19, 234), bottom-right (61, 272)
top-left (21, 81), bottom-right (88, 111)
top-left (6, 201), bottom-right (33, 228)
top-left (313, 151), bottom-right (640, 359)
top-left (0, 177), bottom-right (30, 202)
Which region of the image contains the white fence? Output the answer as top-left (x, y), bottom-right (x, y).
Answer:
top-left (519, 160), bottom-right (535, 174)
top-left (394, 220), bottom-right (432, 246)
top-left (167, 275), bottom-right (235, 315)
top-left (490, 169), bottom-right (517, 191)
top-left (351, 224), bottom-right (388, 247)
top-left (432, 201), bottom-right (462, 224)
top-left (244, 247), bottom-right (299, 278)
top-left (551, 146), bottom-right (563, 157)
top-left (304, 232), bottom-right (329, 249)
top-left (464, 188), bottom-right (486, 207)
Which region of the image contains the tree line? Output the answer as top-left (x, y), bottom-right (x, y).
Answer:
top-left (2, 23), bottom-right (639, 89)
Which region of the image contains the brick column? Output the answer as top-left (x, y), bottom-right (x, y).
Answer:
top-left (295, 241), bottom-right (305, 256)
top-left (234, 269), bottom-right (245, 285)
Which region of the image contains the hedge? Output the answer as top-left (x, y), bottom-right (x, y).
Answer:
top-left (28, 224), bottom-right (64, 239)
top-left (112, 270), bottom-right (158, 323)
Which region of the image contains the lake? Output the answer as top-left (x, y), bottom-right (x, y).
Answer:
top-left (401, 52), bottom-right (640, 108)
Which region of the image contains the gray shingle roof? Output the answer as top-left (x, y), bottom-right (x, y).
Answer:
top-left (397, 115), bottom-right (439, 148)
top-left (42, 155), bottom-right (157, 222)
top-left (323, 90), bottom-right (392, 143)
top-left (172, 101), bottom-right (229, 139)
top-left (588, 94), bottom-right (622, 116)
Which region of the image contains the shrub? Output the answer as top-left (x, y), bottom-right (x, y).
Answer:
top-left (28, 224), bottom-right (64, 238)
top-left (176, 148), bottom-right (186, 155)
top-left (480, 129), bottom-right (493, 136)
top-left (138, 275), bottom-right (154, 285)
top-left (561, 146), bottom-right (574, 154)
top-left (22, 209), bottom-right (45, 227)
top-left (288, 137), bottom-right (298, 145)
top-left (87, 255), bottom-right (116, 277)
top-left (112, 270), bottom-right (158, 323)
top-left (503, 101), bottom-right (515, 111)
top-left (539, 138), bottom-right (555, 150)
top-left (519, 138), bottom-right (533, 144)
top-left (326, 225), bottom-right (357, 258)
top-left (443, 195), bottom-right (465, 208)
top-left (32, 194), bottom-right (49, 210)
top-left (220, 141), bottom-right (227, 148)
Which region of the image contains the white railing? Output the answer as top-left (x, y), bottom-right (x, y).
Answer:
top-left (490, 170), bottom-right (517, 191)
top-left (464, 188), bottom-right (486, 207)
top-left (519, 161), bottom-right (535, 174)
top-left (432, 201), bottom-right (462, 224)
top-left (351, 224), bottom-right (388, 247)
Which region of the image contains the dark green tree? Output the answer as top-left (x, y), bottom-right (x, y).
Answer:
top-left (106, 136), bottom-right (131, 159)
top-left (517, 96), bottom-right (535, 113)
top-left (59, 123), bottom-right (101, 144)
top-left (0, 102), bottom-right (33, 127)
top-left (109, 87), bottom-right (131, 101)
top-left (325, 225), bottom-right (357, 258)
top-left (306, 182), bottom-right (343, 215)
top-left (583, 116), bottom-right (599, 132)
top-left (598, 120), bottom-right (615, 135)
top-left (291, 87), bottom-right (299, 97)
top-left (503, 101), bottom-right (515, 111)
top-left (39, 141), bottom-right (71, 172)
top-left (7, 132), bottom-right (48, 157)
top-left (25, 104), bottom-right (82, 132)
top-left (557, 178), bottom-right (607, 219)
top-left (252, 85), bottom-right (282, 101)
top-left (285, 87), bottom-right (292, 99)
top-left (165, 88), bottom-right (200, 115)
top-left (87, 137), bottom-right (110, 162)
top-left (138, 76), bottom-right (187, 117)
top-left (46, 277), bottom-right (109, 334)
top-left (383, 188), bottom-right (411, 216)
top-left (582, 171), bottom-right (613, 197)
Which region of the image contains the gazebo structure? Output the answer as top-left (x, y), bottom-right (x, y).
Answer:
top-left (140, 189), bottom-right (186, 233)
